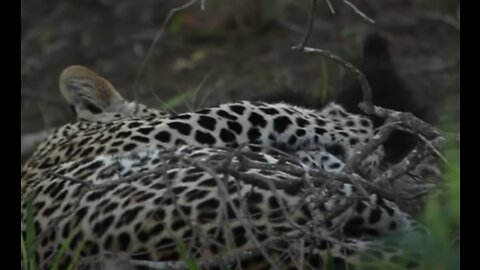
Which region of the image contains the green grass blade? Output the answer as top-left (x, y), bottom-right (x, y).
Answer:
top-left (160, 90), bottom-right (194, 112)
top-left (167, 229), bottom-right (200, 270)
top-left (25, 197), bottom-right (36, 270)
top-left (256, 71), bottom-right (270, 92)
top-left (66, 236), bottom-right (87, 270)
top-left (176, 241), bottom-right (201, 270)
top-left (319, 59), bottom-right (329, 103)
top-left (322, 248), bottom-right (334, 270)
top-left (445, 147), bottom-right (460, 226)
top-left (169, 14), bottom-right (185, 34)
top-left (50, 225), bottom-right (82, 270)
top-left (21, 233), bottom-right (28, 270)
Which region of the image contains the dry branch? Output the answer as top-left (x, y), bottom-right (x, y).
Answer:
top-left (22, 2), bottom-right (452, 269)
top-left (296, 0), bottom-right (317, 49)
top-left (133, 0), bottom-right (204, 99)
top-left (31, 143), bottom-right (411, 269)
top-left (292, 46), bottom-right (374, 107)
top-left (342, 0), bottom-right (375, 24)
top-left (288, 0), bottom-right (448, 219)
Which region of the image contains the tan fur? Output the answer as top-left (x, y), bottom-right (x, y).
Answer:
top-left (59, 65), bottom-right (124, 104)
top-left (58, 66), bottom-right (168, 123)
top-left (59, 65), bottom-right (131, 121)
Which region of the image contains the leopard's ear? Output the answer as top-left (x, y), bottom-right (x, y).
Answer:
top-left (59, 65), bottom-right (126, 121)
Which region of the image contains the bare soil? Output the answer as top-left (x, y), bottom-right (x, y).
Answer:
top-left (21, 0), bottom-right (459, 135)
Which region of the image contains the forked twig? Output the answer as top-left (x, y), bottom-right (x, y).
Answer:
top-left (297, 0), bottom-right (317, 49)
top-left (342, 0), bottom-right (375, 24)
top-left (291, 46), bottom-right (374, 108)
top-left (133, 0), bottom-right (203, 99)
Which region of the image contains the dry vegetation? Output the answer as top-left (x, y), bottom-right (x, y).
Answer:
top-left (21, 0), bottom-right (459, 269)
top-left (21, 0), bottom-right (459, 135)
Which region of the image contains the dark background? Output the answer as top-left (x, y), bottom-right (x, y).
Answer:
top-left (21, 0), bottom-right (459, 135)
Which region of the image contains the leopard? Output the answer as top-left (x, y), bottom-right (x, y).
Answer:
top-left (21, 66), bottom-right (431, 269)
top-left (23, 66), bottom-right (384, 193)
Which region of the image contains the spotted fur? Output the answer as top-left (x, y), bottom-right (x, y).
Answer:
top-left (23, 145), bottom-right (420, 269)
top-left (21, 66), bottom-right (431, 269)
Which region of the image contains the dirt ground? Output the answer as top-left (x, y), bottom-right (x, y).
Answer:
top-left (21, 0), bottom-right (459, 140)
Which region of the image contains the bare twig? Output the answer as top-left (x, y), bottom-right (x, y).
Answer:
top-left (374, 137), bottom-right (444, 185)
top-left (191, 68), bottom-right (216, 111)
top-left (130, 250), bottom-right (260, 270)
top-left (27, 139), bottom-right (425, 269)
top-left (359, 103), bottom-right (442, 139)
top-left (228, 152), bottom-right (395, 201)
top-left (343, 119), bottom-right (396, 173)
top-left (422, 12), bottom-right (460, 31)
top-left (185, 158), bottom-right (280, 270)
top-left (146, 88), bottom-right (179, 116)
top-left (297, 0), bottom-right (317, 49)
top-left (394, 125), bottom-right (448, 164)
top-left (132, 0), bottom-right (203, 100)
top-left (291, 0), bottom-right (374, 107)
top-left (32, 160), bottom-right (173, 257)
top-left (417, 133), bottom-right (448, 164)
top-left (325, 0), bottom-right (335, 14)
top-left (292, 46), bottom-right (373, 107)
top-left (290, 2), bottom-right (446, 189)
top-left (342, 0), bottom-right (375, 24)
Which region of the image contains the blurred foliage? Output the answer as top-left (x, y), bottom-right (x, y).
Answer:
top-left (21, 197), bottom-right (86, 270)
